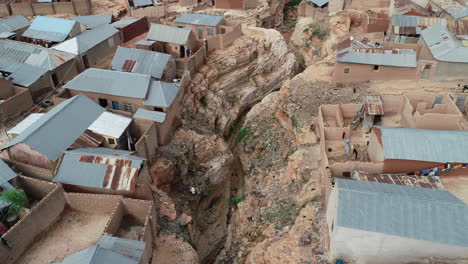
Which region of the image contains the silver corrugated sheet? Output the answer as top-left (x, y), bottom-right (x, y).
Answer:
top-left (336, 178), bottom-right (468, 247)
top-left (421, 24), bottom-right (468, 63)
top-left (144, 80), bottom-right (179, 108)
top-left (111, 46), bottom-right (170, 79)
top-left (133, 108), bottom-right (166, 123)
top-left (337, 49), bottom-right (417, 67)
top-left (147, 24), bottom-right (191, 45)
top-left (1, 94), bottom-right (105, 161)
top-left (73, 14), bottom-right (113, 29)
top-left (64, 68), bottom-right (151, 99)
top-left (22, 16), bottom-right (77, 42)
top-left (134, 0), bottom-right (153, 7)
top-left (136, 40), bottom-right (155, 46)
top-left (308, 0), bottom-right (329, 7)
top-left (376, 126), bottom-right (468, 163)
top-left (111, 17), bottom-right (139, 29)
top-left (174, 13), bottom-right (224, 27)
top-left (0, 160), bottom-right (16, 185)
top-left (0, 15), bottom-right (30, 34)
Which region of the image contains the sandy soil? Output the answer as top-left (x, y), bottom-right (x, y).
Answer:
top-left (15, 209), bottom-right (111, 264)
top-left (442, 177), bottom-right (468, 204)
top-left (116, 216), bottom-right (144, 240)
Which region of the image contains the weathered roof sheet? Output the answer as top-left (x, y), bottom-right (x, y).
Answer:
top-left (22, 16), bottom-right (77, 42)
top-left (53, 24), bottom-right (119, 55)
top-left (64, 68), bottom-right (151, 99)
top-left (111, 47), bottom-right (171, 79)
top-left (421, 23), bottom-right (468, 63)
top-left (336, 178), bottom-right (468, 247)
top-left (0, 159), bottom-right (16, 185)
top-left (174, 13), bottom-right (224, 27)
top-left (364, 95), bottom-right (384, 115)
top-left (0, 15), bottom-right (30, 34)
top-left (133, 108), bottom-right (166, 123)
top-left (1, 94), bottom-right (105, 161)
top-left (73, 14), bottom-right (113, 29)
top-left (431, 0), bottom-right (468, 19)
top-left (88, 111), bottom-right (132, 138)
top-left (55, 236), bottom-right (145, 264)
top-left (308, 0), bottom-right (329, 7)
top-left (351, 171), bottom-right (443, 189)
top-left (147, 24), bottom-right (191, 45)
top-left (144, 81), bottom-right (179, 108)
top-left (53, 148), bottom-right (144, 191)
top-left (0, 32), bottom-right (16, 39)
top-left (391, 14), bottom-right (468, 35)
top-left (111, 17), bottom-right (139, 29)
top-left (375, 126), bottom-right (468, 163)
top-left (336, 38), bottom-right (417, 67)
top-left (134, 0), bottom-right (153, 7)
top-left (136, 40), bottom-right (155, 46)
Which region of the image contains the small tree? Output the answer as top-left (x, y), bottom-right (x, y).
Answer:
top-left (0, 188), bottom-right (27, 215)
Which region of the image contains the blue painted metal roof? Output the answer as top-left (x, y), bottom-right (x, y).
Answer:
top-left (144, 81), bottom-right (180, 108)
top-left (376, 126), bottom-right (468, 163)
top-left (0, 15), bottom-right (30, 34)
top-left (1, 94), bottom-right (105, 161)
top-left (421, 23), bottom-right (468, 63)
top-left (336, 178), bottom-right (468, 247)
top-left (22, 16), bottom-right (77, 42)
top-left (64, 68), bottom-right (151, 99)
top-left (174, 13), bottom-right (224, 26)
top-left (0, 160), bottom-right (16, 185)
top-left (133, 108), bottom-right (166, 123)
top-left (73, 14), bottom-right (113, 29)
top-left (111, 47), bottom-right (171, 79)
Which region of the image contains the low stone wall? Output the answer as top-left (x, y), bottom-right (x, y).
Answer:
top-left (175, 43), bottom-right (206, 77)
top-left (135, 122), bottom-right (158, 160)
top-left (206, 22), bottom-right (242, 52)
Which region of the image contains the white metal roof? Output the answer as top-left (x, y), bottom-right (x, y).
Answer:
top-left (88, 112), bottom-right (132, 138)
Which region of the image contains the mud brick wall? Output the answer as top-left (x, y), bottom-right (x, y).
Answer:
top-left (0, 3), bottom-right (11, 16)
top-left (71, 0), bottom-right (90, 15)
top-left (16, 175), bottom-right (56, 200)
top-left (10, 3), bottom-right (33, 16)
top-left (53, 2), bottom-right (75, 14)
top-left (0, 184), bottom-right (66, 264)
top-left (3, 159), bottom-right (54, 181)
top-left (64, 192), bottom-right (121, 214)
top-left (31, 3), bottom-right (53, 15)
top-left (103, 200), bottom-right (125, 235)
top-left (0, 87), bottom-right (34, 121)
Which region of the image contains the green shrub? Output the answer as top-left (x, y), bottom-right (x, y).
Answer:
top-left (237, 125), bottom-right (252, 142)
top-left (303, 28), bottom-right (310, 33)
top-left (228, 196), bottom-right (245, 206)
top-left (286, 0), bottom-right (301, 7)
top-left (0, 188), bottom-right (27, 215)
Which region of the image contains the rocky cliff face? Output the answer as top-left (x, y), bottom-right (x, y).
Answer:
top-left (183, 27), bottom-right (298, 135)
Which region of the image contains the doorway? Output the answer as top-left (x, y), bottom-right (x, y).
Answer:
top-left (180, 45), bottom-right (185, 58)
top-left (98, 98), bottom-right (108, 108)
top-left (82, 55), bottom-right (90, 68)
top-left (51, 73), bottom-right (59, 87)
top-left (112, 101), bottom-right (120, 110)
top-left (422, 64), bottom-right (431, 80)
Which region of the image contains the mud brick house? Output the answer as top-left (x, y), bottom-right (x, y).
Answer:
top-left (6, 0), bottom-right (91, 17)
top-left (21, 16), bottom-right (83, 47)
top-left (111, 17), bottom-right (149, 42)
top-left (332, 37), bottom-right (419, 83)
top-left (0, 40), bottom-right (80, 100)
top-left (0, 94), bottom-right (104, 170)
top-left (368, 126), bottom-right (468, 174)
top-left (0, 15), bottom-right (30, 40)
top-left (111, 46), bottom-right (176, 82)
top-left (173, 13), bottom-right (224, 40)
top-left (53, 148), bottom-right (146, 196)
top-left (418, 24), bottom-right (468, 81)
top-left (214, 0), bottom-right (257, 9)
top-left (53, 24), bottom-right (122, 69)
top-left (73, 14), bottom-right (114, 29)
top-left (362, 13), bottom-right (390, 33)
top-left (146, 23), bottom-right (197, 59)
top-left (327, 178), bottom-right (468, 263)
top-left (63, 68), bottom-right (181, 115)
top-left (0, 183), bottom-right (156, 264)
top-left (0, 78), bottom-right (33, 121)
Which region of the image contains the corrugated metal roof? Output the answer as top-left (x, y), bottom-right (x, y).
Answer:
top-left (0, 159), bottom-right (16, 185)
top-left (22, 16), bottom-right (77, 42)
top-left (0, 32), bottom-right (16, 39)
top-left (53, 24), bottom-right (119, 55)
top-left (351, 171), bottom-right (442, 189)
top-left (144, 81), bottom-right (179, 108)
top-left (111, 17), bottom-right (140, 29)
top-left (364, 95), bottom-right (384, 115)
top-left (431, 0), bottom-right (468, 19)
top-left (136, 40), bottom-right (155, 46)
top-left (53, 148), bottom-right (144, 191)
top-left (73, 14), bottom-right (113, 29)
top-left (174, 13), bottom-right (224, 27)
top-left (55, 236), bottom-right (145, 264)
top-left (336, 178), bottom-right (468, 247)
top-left (1, 94), bottom-right (105, 161)
top-left (375, 126), bottom-right (468, 163)
top-left (7, 113), bottom-right (44, 135)
top-left (336, 38), bottom-right (417, 67)
top-left (88, 111), bottom-right (132, 138)
top-left (0, 40), bottom-right (76, 86)
top-left (0, 15), bottom-right (30, 34)
top-left (133, 108), bottom-right (166, 123)
top-left (147, 24), bottom-right (191, 45)
top-left (64, 68), bottom-right (151, 99)
top-left (134, 0), bottom-right (153, 7)
top-left (392, 15), bottom-right (468, 35)
top-left (69, 129), bottom-right (104, 149)
top-left (111, 47), bottom-right (170, 79)
top-left (308, 0), bottom-right (329, 7)
top-left (421, 23), bottom-right (468, 63)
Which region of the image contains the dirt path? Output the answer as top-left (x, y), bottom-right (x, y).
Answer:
top-left (442, 178), bottom-right (468, 205)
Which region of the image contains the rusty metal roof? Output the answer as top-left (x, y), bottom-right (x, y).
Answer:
top-left (364, 95), bottom-right (384, 115)
top-left (392, 15), bottom-right (468, 35)
top-left (430, 0), bottom-right (468, 19)
top-left (69, 129), bottom-right (104, 149)
top-left (53, 148), bottom-right (145, 192)
top-left (351, 171), bottom-right (443, 189)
